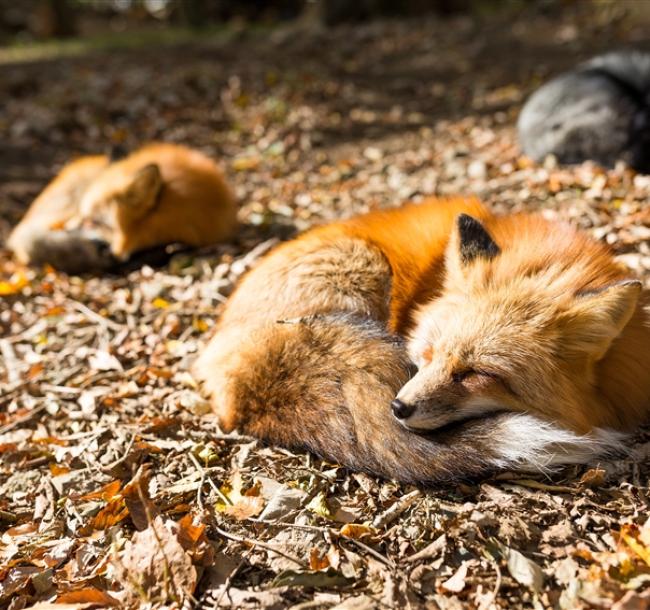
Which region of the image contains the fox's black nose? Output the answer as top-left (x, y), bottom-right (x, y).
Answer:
top-left (391, 399), bottom-right (415, 420)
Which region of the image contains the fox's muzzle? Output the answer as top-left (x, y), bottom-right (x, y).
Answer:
top-left (390, 398), bottom-right (415, 420)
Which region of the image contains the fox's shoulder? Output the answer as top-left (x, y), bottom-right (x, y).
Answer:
top-left (25, 154), bottom-right (109, 217)
top-left (43, 155), bottom-right (108, 194)
top-left (116, 142), bottom-right (222, 177)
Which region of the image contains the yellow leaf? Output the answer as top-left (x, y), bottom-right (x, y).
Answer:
top-left (0, 271), bottom-right (28, 295)
top-left (192, 318), bottom-right (209, 333)
top-left (214, 473), bottom-right (265, 520)
top-left (232, 156), bottom-right (260, 171)
top-left (152, 297), bottom-right (171, 309)
top-left (622, 528), bottom-right (650, 567)
top-left (306, 492), bottom-right (332, 519)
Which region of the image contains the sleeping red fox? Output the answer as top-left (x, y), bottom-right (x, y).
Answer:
top-left (7, 143), bottom-right (237, 273)
top-left (193, 197), bottom-right (650, 483)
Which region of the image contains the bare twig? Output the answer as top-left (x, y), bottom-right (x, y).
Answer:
top-left (213, 525), bottom-right (307, 568)
top-left (0, 405), bottom-right (46, 435)
top-left (372, 489), bottom-right (422, 529)
top-left (68, 299), bottom-right (124, 332)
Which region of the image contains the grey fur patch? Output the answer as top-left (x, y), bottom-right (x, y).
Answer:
top-left (518, 51), bottom-right (650, 171)
top-left (28, 230), bottom-right (116, 274)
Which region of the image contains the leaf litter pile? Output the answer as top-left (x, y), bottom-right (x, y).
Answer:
top-left (1, 7), bottom-right (650, 610)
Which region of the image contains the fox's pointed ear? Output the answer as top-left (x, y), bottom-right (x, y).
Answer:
top-left (457, 214), bottom-right (500, 264)
top-left (563, 279), bottom-right (642, 360)
top-left (108, 143), bottom-right (129, 162)
top-left (118, 164), bottom-right (162, 213)
top-left (445, 214), bottom-right (500, 286)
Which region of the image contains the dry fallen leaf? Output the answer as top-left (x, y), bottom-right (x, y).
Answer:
top-left (121, 465), bottom-right (160, 531)
top-left (113, 515), bottom-right (197, 608)
top-left (506, 548), bottom-right (544, 593)
top-left (56, 587), bottom-right (120, 606)
top-left (441, 561), bottom-right (469, 593)
top-left (579, 468), bottom-right (606, 489)
top-left (216, 472), bottom-right (265, 520)
top-left (339, 523), bottom-right (375, 541)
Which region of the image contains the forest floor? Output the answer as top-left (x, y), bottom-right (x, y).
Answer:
top-left (1, 5), bottom-right (650, 609)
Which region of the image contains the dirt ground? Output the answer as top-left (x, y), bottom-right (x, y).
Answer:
top-left (1, 5), bottom-right (650, 609)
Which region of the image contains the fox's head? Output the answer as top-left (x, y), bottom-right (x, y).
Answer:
top-left (392, 214), bottom-right (642, 434)
top-left (68, 162), bottom-right (163, 259)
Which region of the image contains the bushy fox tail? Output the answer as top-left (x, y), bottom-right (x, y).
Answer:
top-left (8, 228), bottom-right (115, 273)
top-left (193, 312), bottom-right (623, 483)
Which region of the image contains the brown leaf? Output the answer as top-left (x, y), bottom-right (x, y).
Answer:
top-left (309, 548), bottom-right (330, 571)
top-left (579, 468), bottom-right (606, 489)
top-left (0, 566), bottom-right (39, 603)
top-left (80, 497), bottom-right (128, 534)
top-left (121, 465), bottom-right (159, 531)
top-left (176, 513), bottom-right (214, 565)
top-left (57, 587), bottom-right (120, 606)
top-left (77, 480), bottom-right (121, 502)
top-left (113, 515), bottom-right (197, 608)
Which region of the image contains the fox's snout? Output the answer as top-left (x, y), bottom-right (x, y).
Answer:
top-left (391, 395), bottom-right (456, 430)
top-left (392, 369), bottom-right (453, 429)
top-left (390, 398), bottom-right (415, 420)
top-left (391, 367), bottom-right (506, 430)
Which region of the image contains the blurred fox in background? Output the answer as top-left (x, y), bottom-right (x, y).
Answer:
top-left (7, 143), bottom-right (237, 274)
top-left (518, 51), bottom-right (650, 172)
top-left (194, 197), bottom-right (650, 483)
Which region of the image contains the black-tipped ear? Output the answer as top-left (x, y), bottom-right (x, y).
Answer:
top-left (108, 143), bottom-right (129, 162)
top-left (457, 214), bottom-right (500, 264)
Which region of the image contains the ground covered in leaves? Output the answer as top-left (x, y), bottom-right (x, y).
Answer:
top-left (1, 6), bottom-right (650, 609)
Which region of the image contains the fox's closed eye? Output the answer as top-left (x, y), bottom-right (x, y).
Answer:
top-left (452, 369), bottom-right (500, 384)
top-left (452, 369), bottom-right (474, 383)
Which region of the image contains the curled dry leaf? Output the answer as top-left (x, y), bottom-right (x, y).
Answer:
top-left (506, 548), bottom-right (544, 593)
top-left (579, 468), bottom-right (606, 489)
top-left (309, 548), bottom-right (331, 570)
top-left (121, 465), bottom-right (160, 531)
top-left (441, 561), bottom-right (469, 593)
top-left (339, 523), bottom-right (376, 541)
top-left (176, 512), bottom-right (214, 565)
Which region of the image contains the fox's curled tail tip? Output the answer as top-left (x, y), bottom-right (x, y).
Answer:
top-left (485, 414), bottom-right (628, 474)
